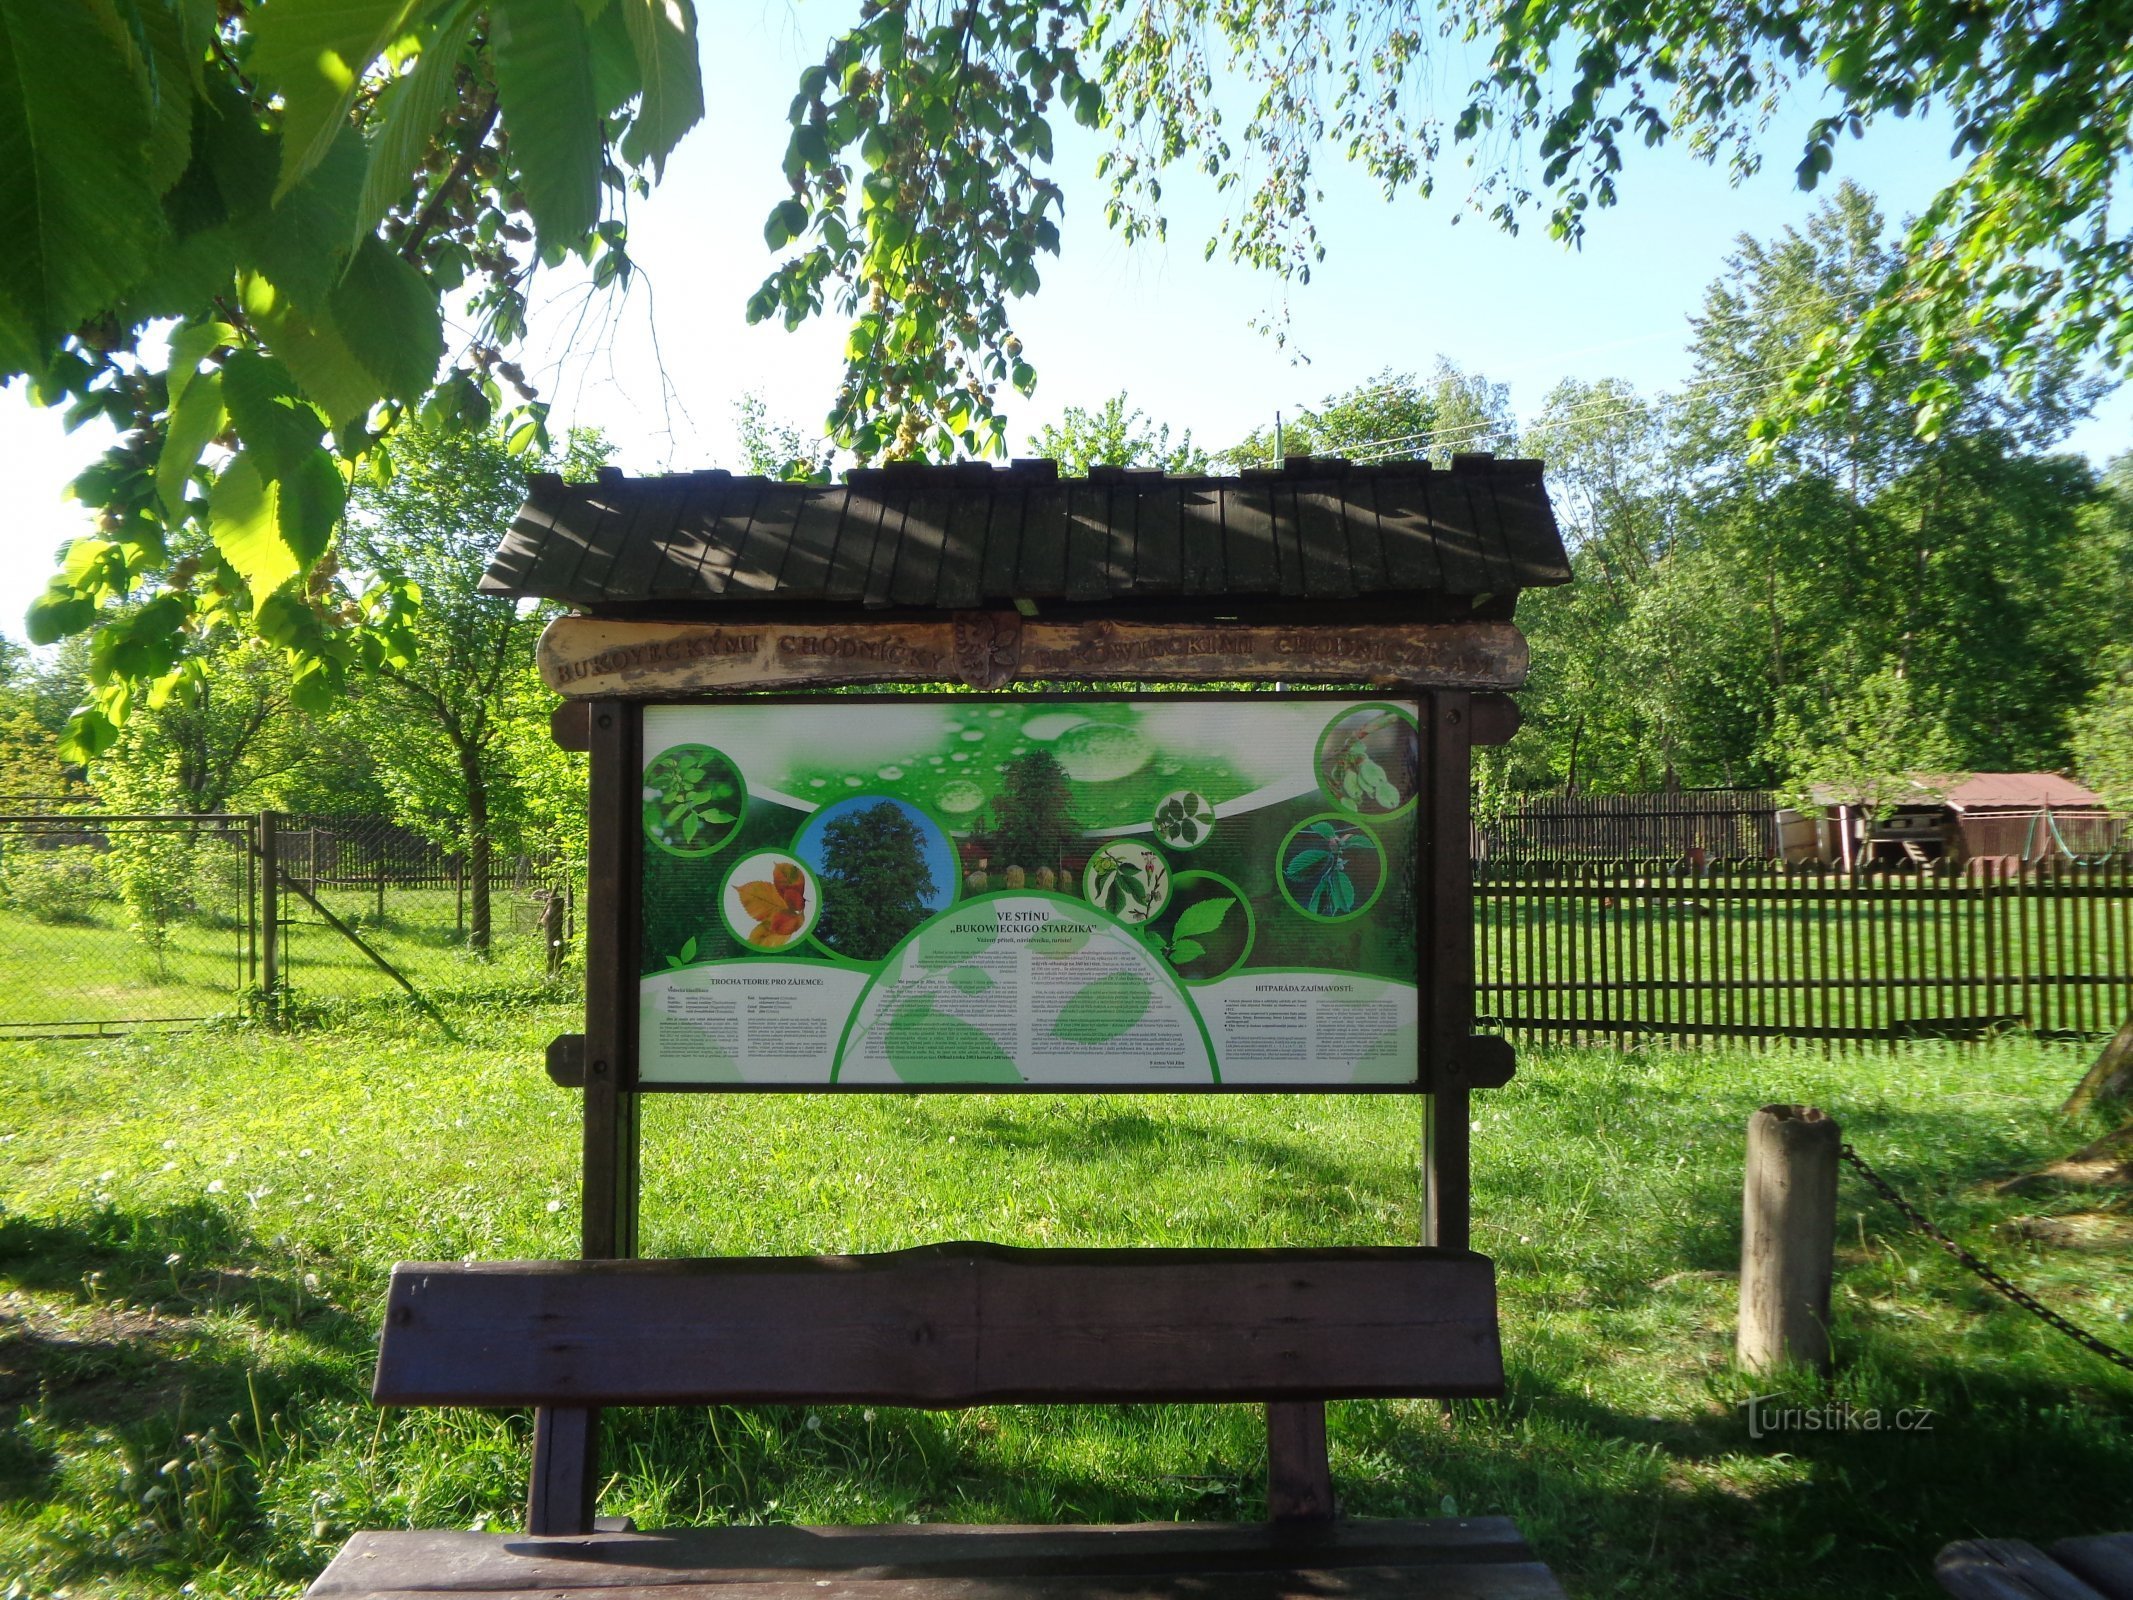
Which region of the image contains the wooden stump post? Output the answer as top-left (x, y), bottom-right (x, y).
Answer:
top-left (1739, 1104), bottom-right (1840, 1375)
top-left (541, 887), bottom-right (566, 980)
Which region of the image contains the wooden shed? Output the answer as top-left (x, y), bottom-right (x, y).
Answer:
top-left (1806, 773), bottom-right (2119, 868)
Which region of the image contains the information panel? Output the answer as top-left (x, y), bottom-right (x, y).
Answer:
top-left (637, 697), bottom-right (1420, 1088)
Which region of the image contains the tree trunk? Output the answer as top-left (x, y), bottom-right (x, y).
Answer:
top-left (2064, 1012), bottom-right (2133, 1117)
top-left (462, 745), bottom-right (492, 957)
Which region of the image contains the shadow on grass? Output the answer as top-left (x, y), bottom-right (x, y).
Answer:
top-left (0, 1203), bottom-right (375, 1588)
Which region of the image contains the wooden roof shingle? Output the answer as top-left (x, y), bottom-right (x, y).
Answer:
top-left (482, 455), bottom-right (1568, 612)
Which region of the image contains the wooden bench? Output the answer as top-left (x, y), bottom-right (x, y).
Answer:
top-left (306, 1243), bottom-right (1566, 1599)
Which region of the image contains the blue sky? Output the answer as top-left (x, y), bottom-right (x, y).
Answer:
top-left (0, 2), bottom-right (2124, 637)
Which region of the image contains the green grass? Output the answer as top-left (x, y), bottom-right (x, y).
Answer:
top-left (0, 986), bottom-right (2128, 1597)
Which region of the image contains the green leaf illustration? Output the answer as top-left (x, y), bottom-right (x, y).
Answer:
top-left (1172, 896), bottom-right (1235, 941)
top-left (1051, 972), bottom-right (1150, 1044)
top-left (886, 995), bottom-right (1019, 1082)
top-left (1169, 937), bottom-right (1206, 966)
top-left (1285, 848), bottom-right (1329, 878)
top-left (946, 965), bottom-right (993, 996)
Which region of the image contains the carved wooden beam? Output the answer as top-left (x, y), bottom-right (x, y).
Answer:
top-left (537, 613), bottom-right (1529, 697)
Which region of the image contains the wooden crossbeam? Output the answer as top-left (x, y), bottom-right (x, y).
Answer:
top-left (374, 1244), bottom-right (1503, 1410)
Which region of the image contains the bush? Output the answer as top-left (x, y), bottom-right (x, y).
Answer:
top-left (0, 843), bottom-right (113, 924)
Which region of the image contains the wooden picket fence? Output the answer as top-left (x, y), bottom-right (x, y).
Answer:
top-left (1474, 856), bottom-right (2133, 1044)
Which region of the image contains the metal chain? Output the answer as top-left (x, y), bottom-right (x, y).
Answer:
top-left (1839, 1143), bottom-right (2133, 1374)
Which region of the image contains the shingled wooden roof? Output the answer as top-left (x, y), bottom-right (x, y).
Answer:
top-left (482, 454), bottom-right (1568, 614)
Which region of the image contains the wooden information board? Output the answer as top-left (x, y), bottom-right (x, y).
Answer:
top-left (635, 695), bottom-right (1424, 1090)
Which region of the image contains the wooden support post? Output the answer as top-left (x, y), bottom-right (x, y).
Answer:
top-left (1738, 1104), bottom-right (1841, 1375)
top-left (376, 858), bottom-right (386, 925)
top-left (529, 700), bottom-right (637, 1536)
top-left (1265, 1402), bottom-right (1336, 1522)
top-left (259, 811), bottom-right (281, 1026)
top-left (526, 1403), bottom-right (597, 1537)
top-left (1423, 690), bottom-right (1476, 1252)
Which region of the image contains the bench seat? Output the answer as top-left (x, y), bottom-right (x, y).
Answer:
top-left (309, 1517), bottom-right (1569, 1598)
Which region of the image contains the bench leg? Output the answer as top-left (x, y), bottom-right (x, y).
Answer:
top-left (1265, 1401), bottom-right (1335, 1522)
top-left (528, 1405), bottom-right (599, 1534)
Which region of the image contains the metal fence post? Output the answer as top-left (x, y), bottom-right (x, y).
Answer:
top-left (259, 810), bottom-right (281, 1026)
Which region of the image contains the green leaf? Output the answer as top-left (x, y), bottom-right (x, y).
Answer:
top-left (25, 580), bottom-right (97, 646)
top-left (165, 317), bottom-right (233, 409)
top-left (249, 0), bottom-right (416, 199)
top-left (58, 703), bottom-right (120, 764)
top-left (1172, 895), bottom-right (1235, 941)
top-left (0, 0), bottom-right (167, 376)
top-left (241, 272), bottom-right (384, 426)
top-left (277, 448), bottom-right (345, 567)
top-left (328, 236), bottom-right (444, 401)
top-left (110, 0), bottom-right (203, 191)
top-left (222, 350), bottom-right (328, 481)
top-left (1285, 847), bottom-right (1330, 877)
top-left (1168, 938), bottom-right (1205, 966)
top-left (156, 365), bottom-right (224, 516)
top-left (207, 454), bottom-right (304, 605)
top-left (885, 995), bottom-right (1019, 1083)
top-left (492, 0), bottom-right (602, 250)
top-left (765, 198), bottom-right (808, 250)
top-left (353, 0), bottom-right (478, 246)
top-left (617, 0), bottom-right (702, 177)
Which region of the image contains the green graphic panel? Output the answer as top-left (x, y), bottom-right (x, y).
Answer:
top-left (635, 696), bottom-right (1420, 1089)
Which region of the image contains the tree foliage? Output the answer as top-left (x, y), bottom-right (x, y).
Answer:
top-left (762, 1), bottom-right (2133, 464)
top-left (1480, 187), bottom-right (2119, 799)
top-left (989, 748), bottom-right (1078, 871)
top-left (8, 0), bottom-right (701, 760)
top-left (337, 418), bottom-right (608, 951)
top-left (1027, 393), bottom-right (1207, 474)
top-left (816, 801), bottom-right (937, 961)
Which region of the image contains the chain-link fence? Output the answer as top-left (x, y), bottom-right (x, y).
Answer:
top-left (0, 811), bottom-right (579, 1036)
top-left (269, 813), bottom-right (576, 1011)
top-left (0, 813), bottom-right (258, 1037)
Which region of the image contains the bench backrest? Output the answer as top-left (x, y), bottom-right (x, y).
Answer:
top-left (374, 1242), bottom-right (1503, 1408)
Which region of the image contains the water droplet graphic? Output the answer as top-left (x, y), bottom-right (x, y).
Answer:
top-left (877, 765), bottom-right (904, 779)
top-left (1054, 722), bottom-right (1153, 782)
top-left (1022, 711), bottom-right (1088, 742)
top-left (844, 775), bottom-right (863, 786)
top-left (960, 729), bottom-right (985, 742)
top-left (937, 779), bottom-right (985, 814)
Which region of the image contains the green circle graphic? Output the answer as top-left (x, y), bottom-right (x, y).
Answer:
top-left (1277, 814), bottom-right (1387, 923)
top-left (717, 851), bottom-right (823, 953)
top-left (1152, 789), bottom-right (1217, 851)
top-left (1083, 839), bottom-right (1172, 924)
top-left (1152, 869), bottom-right (1256, 982)
top-left (1315, 702), bottom-right (1419, 820)
top-left (643, 743), bottom-right (747, 857)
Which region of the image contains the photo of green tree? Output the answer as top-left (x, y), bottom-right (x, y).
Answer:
top-left (807, 799), bottom-right (945, 961)
top-left (988, 748), bottom-right (1079, 873)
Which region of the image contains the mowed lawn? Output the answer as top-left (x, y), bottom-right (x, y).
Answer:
top-left (0, 987), bottom-right (2128, 1598)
